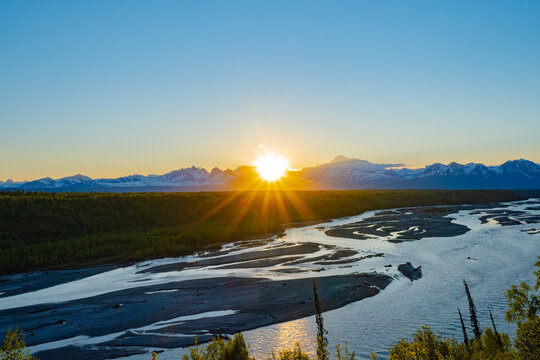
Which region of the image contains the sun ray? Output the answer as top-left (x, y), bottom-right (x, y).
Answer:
top-left (230, 190), bottom-right (259, 228)
top-left (281, 189), bottom-right (318, 222)
top-left (272, 185), bottom-right (291, 225)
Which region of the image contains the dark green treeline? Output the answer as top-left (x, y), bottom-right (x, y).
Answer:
top-left (0, 189), bottom-right (525, 275)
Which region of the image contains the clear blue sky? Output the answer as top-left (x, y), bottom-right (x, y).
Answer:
top-left (1, 1), bottom-right (539, 180)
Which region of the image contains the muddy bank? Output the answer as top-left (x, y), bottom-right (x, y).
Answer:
top-left (324, 203), bottom-right (510, 242)
top-left (0, 273), bottom-right (391, 360)
top-left (138, 242), bottom-right (327, 274)
top-left (0, 264), bottom-right (116, 298)
top-left (471, 208), bottom-right (540, 226)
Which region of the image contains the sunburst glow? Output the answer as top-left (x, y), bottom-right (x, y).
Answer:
top-left (254, 153), bottom-right (290, 182)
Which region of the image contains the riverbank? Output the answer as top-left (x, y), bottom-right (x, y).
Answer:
top-left (3, 273), bottom-right (392, 360)
top-left (0, 189), bottom-right (528, 275)
top-left (1, 199), bottom-right (539, 359)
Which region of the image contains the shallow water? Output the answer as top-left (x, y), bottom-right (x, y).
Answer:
top-left (122, 200), bottom-right (540, 360)
top-left (2, 200), bottom-right (539, 359)
top-left (244, 201), bottom-right (540, 359)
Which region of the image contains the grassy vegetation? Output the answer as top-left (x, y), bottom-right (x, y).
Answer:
top-left (0, 189), bottom-right (526, 274)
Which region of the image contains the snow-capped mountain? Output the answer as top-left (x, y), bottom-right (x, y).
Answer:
top-left (301, 156), bottom-right (540, 189)
top-left (1, 157), bottom-right (539, 191)
top-left (301, 156), bottom-right (404, 184)
top-left (1, 167), bottom-right (236, 191)
top-left (93, 167), bottom-right (234, 188)
top-left (16, 174), bottom-right (94, 189)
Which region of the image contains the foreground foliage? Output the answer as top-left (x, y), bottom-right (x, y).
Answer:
top-left (379, 326), bottom-right (514, 360)
top-left (0, 189), bottom-right (524, 274)
top-left (182, 334), bottom-right (254, 360)
top-left (182, 337), bottom-right (354, 360)
top-left (177, 326), bottom-right (519, 360)
top-left (505, 256), bottom-right (540, 360)
top-left (271, 343), bottom-right (311, 360)
top-left (0, 328), bottom-right (35, 360)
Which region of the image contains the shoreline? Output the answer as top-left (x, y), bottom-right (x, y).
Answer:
top-left (10, 274), bottom-right (392, 360)
top-left (0, 189), bottom-right (528, 276)
top-left (1, 198), bottom-right (538, 359)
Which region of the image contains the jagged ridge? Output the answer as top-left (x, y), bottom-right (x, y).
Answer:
top-left (1, 157), bottom-right (539, 191)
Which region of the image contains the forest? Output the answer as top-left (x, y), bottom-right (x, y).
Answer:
top-left (0, 189), bottom-right (527, 275)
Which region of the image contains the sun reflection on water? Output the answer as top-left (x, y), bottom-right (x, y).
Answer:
top-left (244, 316), bottom-right (317, 359)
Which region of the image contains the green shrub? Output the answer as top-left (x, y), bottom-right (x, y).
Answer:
top-left (334, 344), bottom-right (354, 360)
top-left (385, 326), bottom-right (516, 360)
top-left (0, 328), bottom-right (36, 360)
top-left (272, 343), bottom-right (311, 360)
top-left (469, 328), bottom-right (515, 360)
top-left (388, 326), bottom-right (467, 360)
top-left (507, 256), bottom-right (540, 359)
top-left (505, 257), bottom-right (540, 325)
top-left (514, 316), bottom-right (540, 359)
top-left (182, 334), bottom-right (253, 360)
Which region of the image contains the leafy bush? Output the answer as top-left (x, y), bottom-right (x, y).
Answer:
top-left (506, 256), bottom-right (540, 359)
top-left (386, 326), bottom-right (515, 360)
top-left (272, 343), bottom-right (311, 360)
top-left (334, 344), bottom-right (354, 360)
top-left (0, 328), bottom-right (35, 360)
top-left (514, 316), bottom-right (540, 359)
top-left (388, 326), bottom-right (467, 360)
top-left (505, 257), bottom-right (540, 324)
top-left (182, 334), bottom-right (253, 360)
top-left (183, 339), bottom-right (352, 360)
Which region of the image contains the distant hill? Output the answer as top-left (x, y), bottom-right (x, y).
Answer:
top-left (1, 157), bottom-right (539, 191)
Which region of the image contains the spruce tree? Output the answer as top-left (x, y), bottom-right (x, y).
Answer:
top-left (489, 310), bottom-right (503, 348)
top-left (313, 279), bottom-right (328, 360)
top-left (464, 280), bottom-right (481, 340)
top-left (458, 308), bottom-right (469, 347)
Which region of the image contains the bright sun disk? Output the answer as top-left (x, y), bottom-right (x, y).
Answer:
top-left (254, 153), bottom-right (290, 181)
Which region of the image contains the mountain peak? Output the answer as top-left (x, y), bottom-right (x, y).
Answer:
top-left (61, 174), bottom-right (92, 181)
top-left (331, 155), bottom-right (350, 163)
top-left (500, 159), bottom-right (540, 173)
top-left (328, 156), bottom-right (372, 166)
top-left (2, 158), bottom-right (538, 191)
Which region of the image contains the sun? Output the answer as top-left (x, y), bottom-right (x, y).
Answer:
top-left (254, 153), bottom-right (290, 182)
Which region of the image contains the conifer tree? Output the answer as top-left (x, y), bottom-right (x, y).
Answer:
top-left (313, 279), bottom-right (328, 360)
top-left (458, 308), bottom-right (469, 347)
top-left (463, 280), bottom-right (481, 340)
top-left (489, 310), bottom-right (502, 348)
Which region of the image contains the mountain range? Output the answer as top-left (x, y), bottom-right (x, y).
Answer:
top-left (1, 157), bottom-right (539, 191)
top-left (301, 156), bottom-right (540, 190)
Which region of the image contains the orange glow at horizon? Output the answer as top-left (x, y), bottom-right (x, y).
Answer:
top-left (254, 153), bottom-right (290, 182)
